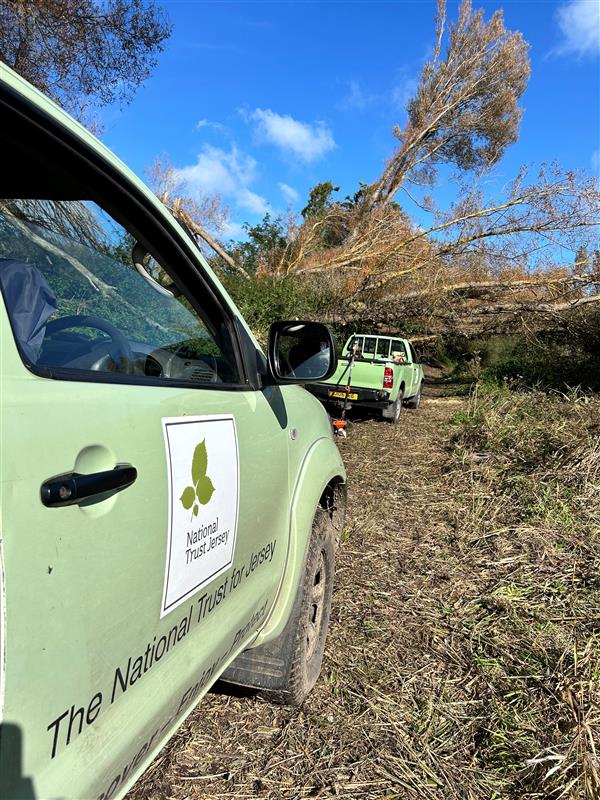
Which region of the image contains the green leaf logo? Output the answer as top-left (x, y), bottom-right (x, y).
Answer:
top-left (179, 439), bottom-right (216, 517)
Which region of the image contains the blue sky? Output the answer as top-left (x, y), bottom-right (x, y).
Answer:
top-left (103, 0), bottom-right (600, 238)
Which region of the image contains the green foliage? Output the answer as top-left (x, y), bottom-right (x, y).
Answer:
top-left (223, 271), bottom-right (417, 350)
top-left (225, 214), bottom-right (288, 275)
top-left (340, 181), bottom-right (369, 210)
top-left (439, 324), bottom-right (600, 392)
top-left (223, 273), bottom-right (343, 342)
top-left (477, 323), bottom-right (600, 391)
top-left (300, 181), bottom-right (347, 249)
top-left (301, 182), bottom-right (339, 220)
top-left (433, 332), bottom-right (474, 361)
top-left (481, 341), bottom-right (600, 392)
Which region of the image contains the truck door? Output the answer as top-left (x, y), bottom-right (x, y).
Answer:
top-left (391, 338), bottom-right (412, 396)
top-left (407, 342), bottom-right (421, 396)
top-left (0, 106), bottom-right (289, 800)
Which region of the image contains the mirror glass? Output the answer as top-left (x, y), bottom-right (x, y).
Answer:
top-left (274, 323), bottom-right (333, 380)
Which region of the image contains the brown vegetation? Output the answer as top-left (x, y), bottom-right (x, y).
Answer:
top-left (126, 380), bottom-right (600, 800)
top-left (156, 0), bottom-right (599, 339)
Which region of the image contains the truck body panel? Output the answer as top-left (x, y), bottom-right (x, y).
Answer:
top-left (0, 62), bottom-right (346, 800)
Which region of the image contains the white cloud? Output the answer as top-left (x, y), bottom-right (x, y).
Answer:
top-left (237, 188), bottom-right (270, 215)
top-left (174, 145), bottom-right (250, 195)
top-left (391, 74), bottom-right (417, 112)
top-left (196, 119), bottom-right (227, 133)
top-left (221, 220), bottom-right (246, 239)
top-left (249, 108), bottom-right (336, 162)
top-left (278, 182), bottom-right (299, 204)
top-left (554, 0), bottom-right (600, 58)
top-left (174, 144), bottom-right (269, 218)
top-left (337, 81), bottom-right (376, 112)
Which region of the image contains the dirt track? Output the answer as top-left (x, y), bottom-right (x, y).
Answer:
top-left (127, 377), bottom-right (600, 798)
top-left (126, 375), bottom-right (481, 800)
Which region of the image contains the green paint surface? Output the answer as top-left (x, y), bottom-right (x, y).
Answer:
top-left (0, 63), bottom-right (346, 800)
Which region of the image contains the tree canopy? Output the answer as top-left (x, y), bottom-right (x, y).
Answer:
top-left (0, 0), bottom-right (171, 121)
top-left (368, 0), bottom-right (530, 209)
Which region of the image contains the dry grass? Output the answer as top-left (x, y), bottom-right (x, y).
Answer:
top-left (127, 381), bottom-right (600, 800)
top-left (446, 386), bottom-right (600, 798)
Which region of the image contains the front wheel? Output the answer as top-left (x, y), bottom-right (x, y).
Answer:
top-left (278, 509), bottom-right (335, 704)
top-left (220, 508), bottom-right (336, 706)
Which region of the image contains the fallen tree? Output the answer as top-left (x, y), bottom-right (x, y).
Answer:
top-left (147, 0), bottom-right (599, 339)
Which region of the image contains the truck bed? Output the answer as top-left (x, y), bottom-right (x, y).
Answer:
top-left (307, 357), bottom-right (393, 409)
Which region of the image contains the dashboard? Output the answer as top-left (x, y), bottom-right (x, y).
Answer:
top-left (38, 331), bottom-right (225, 384)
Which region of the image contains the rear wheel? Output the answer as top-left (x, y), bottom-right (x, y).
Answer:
top-left (382, 391), bottom-right (403, 424)
top-left (406, 384), bottom-right (423, 409)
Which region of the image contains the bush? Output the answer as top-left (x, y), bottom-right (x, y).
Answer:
top-left (439, 328), bottom-right (600, 392)
top-left (222, 274), bottom-right (341, 343)
top-left (480, 340), bottom-right (600, 392)
top-left (222, 274), bottom-right (415, 352)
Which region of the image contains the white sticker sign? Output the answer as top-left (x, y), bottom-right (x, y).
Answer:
top-left (161, 415), bottom-right (239, 617)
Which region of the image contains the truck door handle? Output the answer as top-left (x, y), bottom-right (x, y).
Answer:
top-left (40, 465), bottom-right (137, 508)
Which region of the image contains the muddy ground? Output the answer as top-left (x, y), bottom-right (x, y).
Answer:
top-left (127, 373), bottom-right (495, 800)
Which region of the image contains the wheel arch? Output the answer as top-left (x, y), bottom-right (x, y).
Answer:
top-left (318, 477), bottom-right (347, 546)
top-left (252, 437), bottom-right (346, 646)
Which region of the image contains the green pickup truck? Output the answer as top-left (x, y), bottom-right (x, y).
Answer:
top-left (0, 64), bottom-right (347, 800)
top-left (308, 334), bottom-right (425, 423)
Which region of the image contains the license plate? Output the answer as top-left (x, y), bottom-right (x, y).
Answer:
top-left (329, 391), bottom-right (358, 400)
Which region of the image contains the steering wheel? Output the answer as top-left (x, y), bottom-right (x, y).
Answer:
top-left (44, 315), bottom-right (134, 374)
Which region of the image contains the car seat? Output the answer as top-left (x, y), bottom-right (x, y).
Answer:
top-left (0, 258), bottom-right (58, 363)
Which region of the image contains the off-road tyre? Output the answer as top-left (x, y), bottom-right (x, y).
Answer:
top-left (220, 508), bottom-right (336, 706)
top-left (405, 384), bottom-right (423, 410)
top-left (382, 391), bottom-right (403, 423)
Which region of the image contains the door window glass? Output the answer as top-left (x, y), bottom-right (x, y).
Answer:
top-left (0, 199), bottom-right (240, 385)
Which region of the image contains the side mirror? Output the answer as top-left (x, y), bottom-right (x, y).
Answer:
top-left (267, 321), bottom-right (337, 384)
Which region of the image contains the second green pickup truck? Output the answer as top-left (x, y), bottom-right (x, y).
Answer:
top-left (307, 334), bottom-right (424, 423)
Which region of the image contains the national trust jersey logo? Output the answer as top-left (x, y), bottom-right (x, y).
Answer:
top-left (179, 439), bottom-right (216, 518)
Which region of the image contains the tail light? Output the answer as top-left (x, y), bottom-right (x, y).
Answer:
top-left (383, 366), bottom-right (393, 389)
